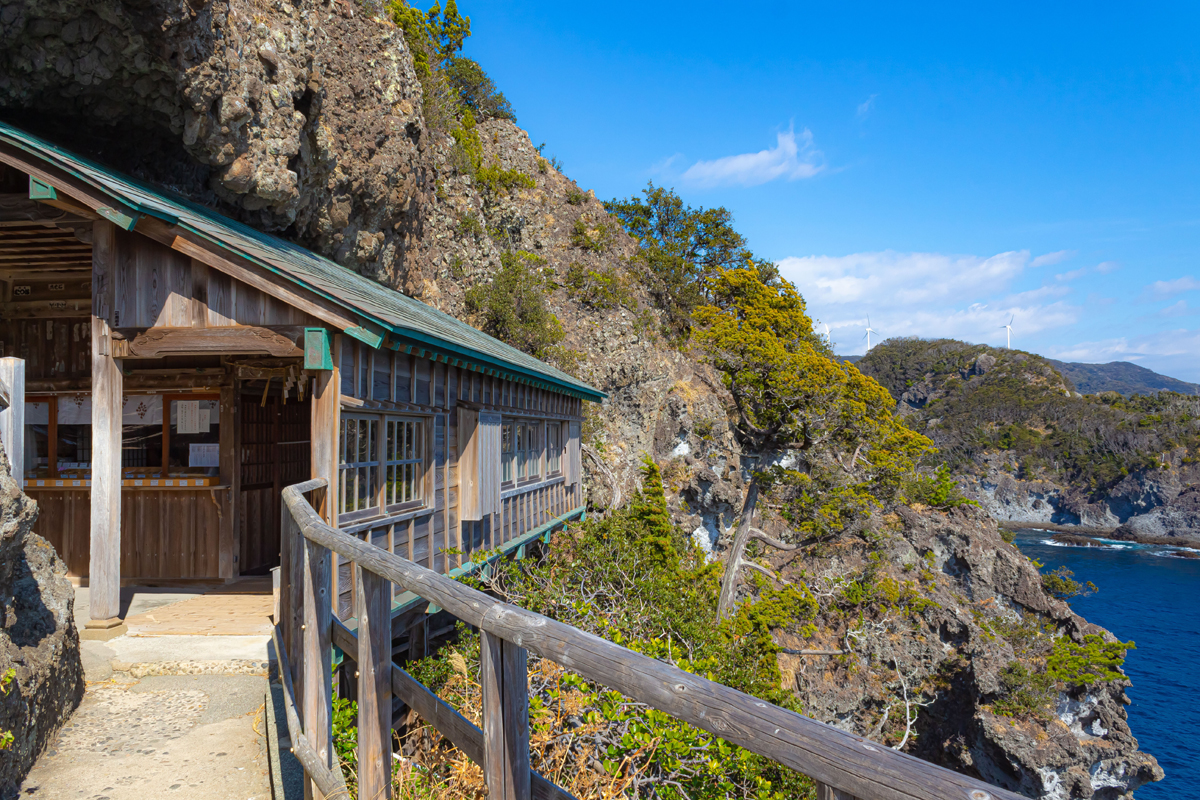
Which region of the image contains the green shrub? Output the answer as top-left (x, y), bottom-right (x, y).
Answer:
top-left (566, 188), bottom-right (586, 205)
top-left (563, 262), bottom-right (632, 310)
top-left (992, 661), bottom-right (1056, 718)
top-left (476, 163), bottom-right (535, 197)
top-left (465, 251), bottom-right (564, 357)
top-left (999, 527), bottom-right (1016, 543)
top-left (1047, 634), bottom-right (1134, 685)
top-left (0, 668), bottom-right (14, 751)
top-left (1042, 566), bottom-right (1097, 601)
top-left (901, 465), bottom-right (978, 510)
top-left (457, 211), bottom-right (483, 239)
top-left (332, 689), bottom-right (358, 788)
top-left (570, 216), bottom-right (614, 253)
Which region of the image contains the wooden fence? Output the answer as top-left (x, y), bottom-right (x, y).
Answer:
top-left (275, 478), bottom-right (1023, 800)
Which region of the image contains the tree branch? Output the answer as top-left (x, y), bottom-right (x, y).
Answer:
top-left (748, 528), bottom-right (803, 552)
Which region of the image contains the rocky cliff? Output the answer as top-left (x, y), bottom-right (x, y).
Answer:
top-left (766, 504), bottom-right (1162, 799)
top-left (0, 2), bottom-right (1165, 795)
top-left (858, 338), bottom-right (1200, 545)
top-left (0, 442), bottom-right (84, 797)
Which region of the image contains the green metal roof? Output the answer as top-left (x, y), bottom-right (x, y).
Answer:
top-left (0, 121), bottom-right (605, 402)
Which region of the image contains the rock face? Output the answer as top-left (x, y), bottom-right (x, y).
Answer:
top-left (968, 453), bottom-right (1200, 544)
top-left (0, 442), bottom-right (84, 797)
top-left (768, 505), bottom-right (1163, 799)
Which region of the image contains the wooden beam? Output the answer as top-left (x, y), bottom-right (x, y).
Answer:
top-left (0, 142), bottom-right (136, 228)
top-left (87, 220), bottom-right (123, 629)
top-left (118, 326), bottom-right (304, 358)
top-left (356, 565), bottom-right (393, 800)
top-left (133, 217), bottom-right (381, 342)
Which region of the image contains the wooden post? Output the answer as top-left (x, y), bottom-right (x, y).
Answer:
top-left (311, 358), bottom-right (338, 525)
top-left (481, 630), bottom-right (530, 800)
top-left (816, 782), bottom-right (862, 800)
top-left (0, 358), bottom-right (24, 484)
top-left (88, 220), bottom-right (124, 630)
top-left (219, 382), bottom-right (237, 580)
top-left (356, 564), bottom-right (393, 800)
top-left (281, 494), bottom-right (303, 686)
top-left (302, 536), bottom-right (334, 800)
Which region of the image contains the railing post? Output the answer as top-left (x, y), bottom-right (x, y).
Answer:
top-left (481, 630), bottom-right (531, 800)
top-left (816, 782), bottom-right (862, 800)
top-left (302, 536), bottom-right (334, 799)
top-left (356, 563), bottom-right (393, 800)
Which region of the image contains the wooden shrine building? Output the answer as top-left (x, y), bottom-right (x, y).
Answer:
top-left (0, 121), bottom-right (603, 631)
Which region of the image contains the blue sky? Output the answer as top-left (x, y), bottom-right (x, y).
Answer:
top-left (460, 1), bottom-right (1200, 382)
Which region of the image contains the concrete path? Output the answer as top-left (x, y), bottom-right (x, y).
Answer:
top-left (21, 583), bottom-right (277, 800)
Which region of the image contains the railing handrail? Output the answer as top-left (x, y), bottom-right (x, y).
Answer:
top-left (282, 478), bottom-right (1020, 800)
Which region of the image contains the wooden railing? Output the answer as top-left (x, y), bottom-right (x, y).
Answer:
top-left (275, 478), bottom-right (1022, 800)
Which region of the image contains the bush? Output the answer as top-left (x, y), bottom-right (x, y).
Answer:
top-left (570, 216), bottom-right (614, 253)
top-left (390, 459), bottom-right (817, 799)
top-left (475, 162), bottom-right (535, 197)
top-left (563, 262), bottom-right (632, 310)
top-left (992, 661), bottom-right (1056, 718)
top-left (1042, 566), bottom-right (1097, 601)
top-left (901, 465), bottom-right (978, 510)
top-left (1047, 634), bottom-right (1134, 685)
top-left (566, 188), bottom-right (586, 205)
top-left (464, 251), bottom-right (564, 357)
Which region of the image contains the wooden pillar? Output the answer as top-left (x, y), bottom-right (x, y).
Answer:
top-left (0, 358), bottom-right (24, 483)
top-left (88, 220), bottom-right (124, 629)
top-left (356, 564), bottom-right (392, 800)
top-left (302, 536), bottom-right (333, 800)
top-left (311, 354), bottom-right (339, 524)
top-left (219, 382), bottom-right (238, 580)
top-left (481, 630), bottom-right (531, 800)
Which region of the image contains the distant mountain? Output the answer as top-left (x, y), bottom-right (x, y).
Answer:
top-left (837, 354), bottom-right (863, 363)
top-left (1047, 360), bottom-right (1200, 397)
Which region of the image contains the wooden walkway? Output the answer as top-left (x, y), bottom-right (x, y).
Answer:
top-left (124, 578), bottom-right (274, 637)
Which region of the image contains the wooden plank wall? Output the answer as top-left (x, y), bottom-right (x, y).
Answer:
top-left (33, 488), bottom-right (223, 579)
top-left (111, 230), bottom-right (315, 329)
top-left (331, 339), bottom-right (585, 620)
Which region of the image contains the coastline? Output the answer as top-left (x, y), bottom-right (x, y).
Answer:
top-left (1001, 519), bottom-right (1200, 555)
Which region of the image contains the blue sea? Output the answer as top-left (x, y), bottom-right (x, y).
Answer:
top-left (1013, 529), bottom-right (1200, 800)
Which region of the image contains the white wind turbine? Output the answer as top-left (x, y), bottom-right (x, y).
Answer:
top-left (1001, 314), bottom-right (1014, 349)
top-left (863, 316), bottom-right (879, 351)
top-left (822, 322), bottom-right (831, 341)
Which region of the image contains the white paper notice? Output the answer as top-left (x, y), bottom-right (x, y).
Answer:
top-left (198, 408), bottom-right (211, 433)
top-left (177, 400), bottom-right (201, 434)
top-left (189, 443), bottom-right (220, 468)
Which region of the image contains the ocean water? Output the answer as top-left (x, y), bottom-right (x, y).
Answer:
top-left (1012, 529), bottom-right (1200, 800)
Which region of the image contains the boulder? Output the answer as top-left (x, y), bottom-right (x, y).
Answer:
top-left (0, 442), bottom-right (84, 797)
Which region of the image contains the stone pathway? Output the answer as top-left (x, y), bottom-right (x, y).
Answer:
top-left (21, 582), bottom-right (277, 800)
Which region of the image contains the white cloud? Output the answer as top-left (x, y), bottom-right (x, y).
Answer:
top-left (1047, 328), bottom-right (1200, 364)
top-left (1030, 250), bottom-right (1076, 267)
top-left (681, 126), bottom-right (824, 188)
top-left (856, 94), bottom-right (878, 118)
top-left (1143, 275), bottom-right (1200, 301)
top-left (1055, 267), bottom-right (1088, 282)
top-left (1158, 300), bottom-right (1194, 318)
top-left (1096, 260), bottom-right (1120, 274)
top-left (780, 249), bottom-right (1082, 352)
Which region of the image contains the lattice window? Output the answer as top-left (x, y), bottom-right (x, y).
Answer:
top-left (384, 417), bottom-right (424, 509)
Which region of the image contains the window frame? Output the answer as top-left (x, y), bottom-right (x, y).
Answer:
top-left (338, 410), bottom-right (431, 524)
top-left (545, 420), bottom-right (563, 477)
top-left (502, 417), bottom-right (547, 487)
